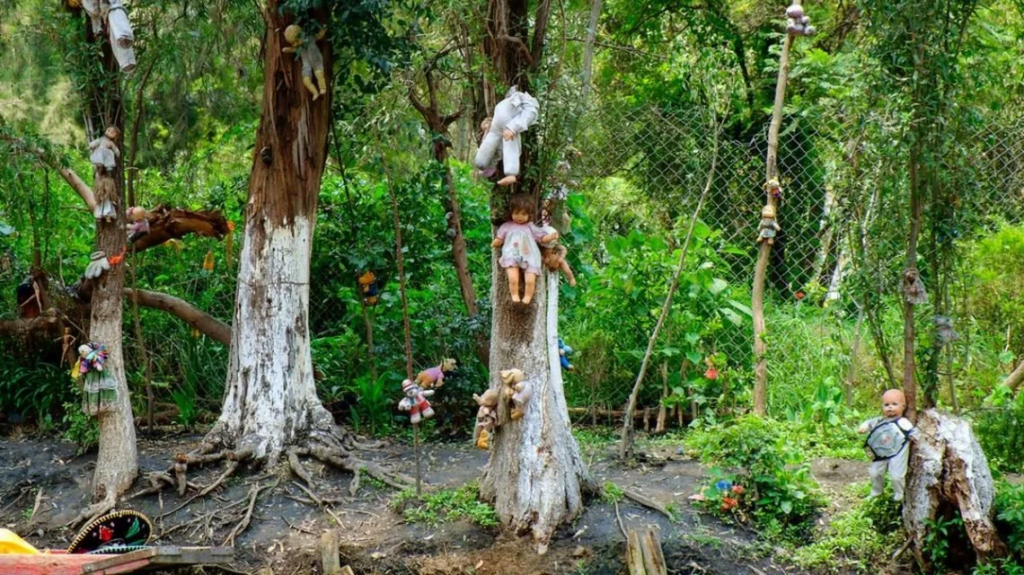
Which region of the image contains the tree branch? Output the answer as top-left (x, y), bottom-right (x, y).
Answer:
top-left (57, 167), bottom-right (98, 212)
top-left (124, 289), bottom-right (231, 345)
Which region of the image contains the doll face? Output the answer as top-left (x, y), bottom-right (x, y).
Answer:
top-left (105, 127), bottom-right (120, 141)
top-left (512, 209), bottom-right (531, 225)
top-left (881, 389), bottom-right (905, 418)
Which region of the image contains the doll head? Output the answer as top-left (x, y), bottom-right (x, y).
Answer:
top-left (441, 358), bottom-right (457, 372)
top-left (509, 194), bottom-right (535, 225)
top-left (881, 389), bottom-right (906, 418)
top-left (401, 379), bottom-right (419, 398)
top-left (761, 204), bottom-right (776, 219)
top-left (284, 24), bottom-right (304, 47)
top-left (78, 344), bottom-right (93, 358)
top-left (104, 126), bottom-right (121, 141)
top-left (358, 271), bottom-right (376, 286)
top-left (128, 206), bottom-right (146, 222)
top-left (474, 388), bottom-right (499, 408)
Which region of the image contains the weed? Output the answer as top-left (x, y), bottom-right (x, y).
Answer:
top-left (391, 482), bottom-right (498, 528)
top-left (601, 481), bottom-right (624, 504)
top-left (61, 401), bottom-right (98, 454)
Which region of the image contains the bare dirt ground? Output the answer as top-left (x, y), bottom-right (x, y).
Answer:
top-left (0, 430), bottom-right (882, 575)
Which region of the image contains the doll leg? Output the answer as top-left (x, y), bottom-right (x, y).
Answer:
top-left (475, 131), bottom-right (502, 171)
top-left (888, 447), bottom-right (910, 501)
top-left (302, 74), bottom-right (320, 99)
top-left (523, 271), bottom-right (537, 304)
top-left (560, 258), bottom-right (577, 287)
top-left (315, 69), bottom-right (328, 95)
top-left (497, 138), bottom-right (520, 186)
top-left (506, 266), bottom-right (521, 303)
top-left (868, 460), bottom-right (887, 497)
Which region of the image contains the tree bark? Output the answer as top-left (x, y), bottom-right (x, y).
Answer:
top-left (579, 0), bottom-right (604, 103)
top-left (752, 15), bottom-right (797, 417)
top-left (207, 3), bottom-right (339, 464)
top-left (125, 289), bottom-right (230, 345)
top-left (1005, 360), bottom-right (1024, 393)
top-left (904, 410), bottom-right (1008, 568)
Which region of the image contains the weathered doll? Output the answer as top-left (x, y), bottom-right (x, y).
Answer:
top-left (283, 25), bottom-right (328, 100)
top-left (89, 127), bottom-right (121, 174)
top-left (358, 271), bottom-right (380, 306)
top-left (397, 379), bottom-right (435, 425)
top-left (416, 358), bottom-right (457, 390)
top-left (127, 206), bottom-right (149, 242)
top-left (756, 204), bottom-right (781, 245)
top-left (558, 337), bottom-right (575, 372)
top-left (474, 86), bottom-right (539, 186)
top-left (74, 342), bottom-right (116, 415)
top-left (491, 195), bottom-right (558, 305)
top-left (500, 368), bottom-right (532, 421)
top-left (539, 209), bottom-right (577, 287)
top-left (473, 388), bottom-right (499, 449)
top-left (857, 389), bottom-right (917, 501)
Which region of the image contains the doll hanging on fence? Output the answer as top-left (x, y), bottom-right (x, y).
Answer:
top-left (72, 342), bottom-right (116, 415)
top-left (491, 195), bottom-right (558, 305)
top-left (857, 388), bottom-right (917, 501)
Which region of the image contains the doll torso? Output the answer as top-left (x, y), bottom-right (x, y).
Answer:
top-left (90, 136), bottom-right (119, 171)
top-left (497, 221), bottom-right (547, 274)
top-left (863, 416), bottom-right (914, 460)
top-left (299, 42), bottom-right (324, 76)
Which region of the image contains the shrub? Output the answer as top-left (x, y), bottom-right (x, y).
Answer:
top-left (685, 416), bottom-right (824, 538)
top-left (391, 482), bottom-right (498, 528)
top-left (976, 386), bottom-right (1024, 473)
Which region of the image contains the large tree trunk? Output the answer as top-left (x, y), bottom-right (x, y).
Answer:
top-left (206, 3), bottom-right (339, 464)
top-left (904, 410), bottom-right (1008, 569)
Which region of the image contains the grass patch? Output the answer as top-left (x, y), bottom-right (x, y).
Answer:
top-left (601, 481), bottom-right (625, 504)
top-left (391, 482), bottom-right (498, 528)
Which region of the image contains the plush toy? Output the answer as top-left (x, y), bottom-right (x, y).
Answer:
top-left (902, 268), bottom-right (928, 305)
top-left (500, 368), bottom-right (532, 421)
top-left (73, 342), bottom-right (116, 415)
top-left (397, 379), bottom-right (435, 425)
top-left (358, 271), bottom-right (380, 306)
top-left (492, 195), bottom-right (558, 305)
top-left (785, 4), bottom-right (816, 36)
top-left (416, 358), bottom-right (457, 390)
top-left (83, 249), bottom-right (126, 280)
top-left (857, 389), bottom-right (916, 501)
top-left (126, 206), bottom-right (149, 242)
top-left (558, 337), bottom-right (575, 372)
top-left (756, 204), bottom-right (781, 245)
top-left (473, 388), bottom-right (499, 449)
top-left (539, 210), bottom-right (577, 286)
top-left (766, 178), bottom-right (783, 200)
top-left (474, 86), bottom-right (539, 186)
top-left (89, 127), bottom-right (121, 174)
top-left (283, 25), bottom-right (328, 100)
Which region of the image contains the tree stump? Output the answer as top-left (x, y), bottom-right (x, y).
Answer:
top-left (904, 409), bottom-right (1008, 569)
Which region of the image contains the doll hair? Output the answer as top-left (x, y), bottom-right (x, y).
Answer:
top-left (509, 194), bottom-right (536, 220)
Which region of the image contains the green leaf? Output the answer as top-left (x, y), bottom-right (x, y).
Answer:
top-left (709, 278), bottom-right (728, 295)
top-left (720, 308), bottom-right (743, 327)
top-left (780, 500), bottom-right (793, 514)
top-left (728, 300), bottom-right (754, 316)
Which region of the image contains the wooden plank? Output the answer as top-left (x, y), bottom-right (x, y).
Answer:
top-left (625, 530), bottom-right (646, 575)
top-left (82, 547), bottom-right (233, 573)
top-left (321, 530), bottom-right (342, 575)
top-left (640, 528), bottom-right (667, 575)
top-left (0, 553), bottom-right (107, 575)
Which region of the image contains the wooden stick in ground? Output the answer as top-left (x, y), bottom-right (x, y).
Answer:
top-left (626, 529), bottom-right (646, 575)
top-left (752, 4), bottom-right (799, 417)
top-left (619, 110), bottom-right (722, 459)
top-left (641, 528), bottom-right (668, 575)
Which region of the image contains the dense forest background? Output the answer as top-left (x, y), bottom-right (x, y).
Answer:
top-left (1, 0), bottom-right (1024, 478)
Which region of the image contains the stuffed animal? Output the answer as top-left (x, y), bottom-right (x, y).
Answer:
top-left (492, 195), bottom-right (558, 305)
top-left (83, 249), bottom-right (126, 280)
top-left (474, 86), bottom-right (539, 186)
top-left (473, 388), bottom-right (499, 449)
top-left (358, 271), bottom-right (379, 306)
top-left (857, 389), bottom-right (917, 501)
top-left (127, 206), bottom-right (149, 242)
top-left (416, 358), bottom-right (457, 389)
top-left (500, 368), bottom-right (532, 420)
top-left (397, 379), bottom-right (434, 425)
top-left (283, 25), bottom-right (328, 100)
top-left (558, 337), bottom-right (575, 371)
top-left (766, 178), bottom-right (782, 200)
top-left (756, 204), bottom-right (781, 245)
top-left (539, 210), bottom-right (577, 286)
top-left (785, 4), bottom-right (816, 36)
top-left (89, 127), bottom-right (121, 175)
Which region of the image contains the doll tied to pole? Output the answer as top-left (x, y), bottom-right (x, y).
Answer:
top-left (857, 388), bottom-right (917, 501)
top-left (492, 195), bottom-right (558, 305)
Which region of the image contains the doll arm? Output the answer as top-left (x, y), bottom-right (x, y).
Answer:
top-left (283, 46), bottom-right (297, 53)
top-left (506, 91), bottom-right (539, 134)
top-left (112, 144), bottom-right (121, 159)
top-left (89, 138), bottom-right (101, 151)
top-left (771, 221), bottom-right (781, 231)
top-left (531, 222), bottom-right (557, 243)
top-left (857, 417), bottom-right (879, 434)
top-left (491, 237), bottom-right (505, 248)
top-left (492, 222), bottom-right (510, 247)
top-left (421, 389), bottom-right (435, 397)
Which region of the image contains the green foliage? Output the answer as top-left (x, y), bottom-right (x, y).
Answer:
top-left (601, 481), bottom-right (625, 504)
top-left (391, 482), bottom-right (498, 528)
top-left (685, 416), bottom-right (824, 539)
top-left (969, 223), bottom-right (1024, 361)
top-left (0, 359), bottom-right (76, 429)
top-left (976, 386), bottom-right (1024, 473)
top-left (994, 481), bottom-right (1024, 558)
top-left (61, 402), bottom-right (98, 454)
top-left (923, 514), bottom-right (965, 566)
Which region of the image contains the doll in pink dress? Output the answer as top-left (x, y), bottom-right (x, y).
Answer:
top-left (491, 195), bottom-right (558, 304)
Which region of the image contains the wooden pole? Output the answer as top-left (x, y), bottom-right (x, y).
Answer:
top-left (752, 6), bottom-right (799, 417)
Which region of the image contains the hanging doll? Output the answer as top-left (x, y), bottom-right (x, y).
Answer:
top-left (83, 249), bottom-right (126, 280)
top-left (415, 358), bottom-right (457, 390)
top-left (558, 337), bottom-right (575, 372)
top-left (756, 204), bottom-right (781, 245)
top-left (473, 388), bottom-right (499, 450)
top-left (73, 342), bottom-right (116, 415)
top-left (766, 178), bottom-right (783, 200)
top-left (500, 368), bottom-right (532, 421)
top-left (857, 389), bottom-right (917, 501)
top-left (902, 268), bottom-right (928, 305)
top-left (89, 127), bottom-right (121, 175)
top-left (283, 25), bottom-right (328, 100)
top-left (539, 209), bottom-right (577, 286)
top-left (126, 206), bottom-right (149, 242)
top-left (106, 0), bottom-right (136, 72)
top-left (474, 86), bottom-right (539, 186)
top-left (785, 4), bottom-right (816, 36)
top-left (358, 271), bottom-right (380, 306)
top-left (397, 379), bottom-right (435, 425)
top-left (491, 195), bottom-right (558, 305)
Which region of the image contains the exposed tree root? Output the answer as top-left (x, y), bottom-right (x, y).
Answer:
top-left (157, 448), bottom-right (253, 520)
top-left (288, 448), bottom-right (315, 487)
top-left (622, 488), bottom-right (674, 521)
top-left (68, 493), bottom-right (116, 529)
top-left (222, 481), bottom-right (266, 547)
top-left (294, 444), bottom-right (414, 490)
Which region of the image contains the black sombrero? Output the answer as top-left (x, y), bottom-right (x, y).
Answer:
top-left (67, 509), bottom-right (153, 554)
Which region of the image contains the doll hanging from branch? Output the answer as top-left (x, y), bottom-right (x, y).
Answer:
top-left (491, 195), bottom-right (558, 305)
top-left (474, 86), bottom-right (539, 186)
top-left (538, 207), bottom-right (577, 286)
top-left (72, 342), bottom-right (116, 415)
top-left (283, 25), bottom-right (328, 100)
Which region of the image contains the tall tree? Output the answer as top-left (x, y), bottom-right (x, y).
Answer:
top-left (477, 0), bottom-right (591, 550)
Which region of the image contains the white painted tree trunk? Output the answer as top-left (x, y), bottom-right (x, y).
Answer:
top-left (210, 216), bottom-right (336, 464)
top-left (480, 269), bottom-right (589, 548)
top-left (904, 409), bottom-right (1008, 568)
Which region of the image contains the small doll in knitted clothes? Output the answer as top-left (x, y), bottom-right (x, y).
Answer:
top-left (397, 379), bottom-right (435, 424)
top-left (491, 195), bottom-right (558, 305)
top-left (538, 208), bottom-right (577, 286)
top-left (857, 388), bottom-right (917, 501)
